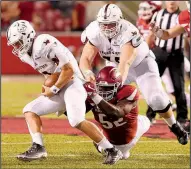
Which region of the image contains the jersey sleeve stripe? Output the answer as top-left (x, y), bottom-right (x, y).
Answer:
top-left (126, 88), bottom-right (137, 101)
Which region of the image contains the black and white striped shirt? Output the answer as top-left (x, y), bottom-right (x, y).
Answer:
top-left (152, 8), bottom-right (184, 53)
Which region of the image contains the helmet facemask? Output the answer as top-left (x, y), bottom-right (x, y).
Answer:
top-left (96, 82), bottom-right (121, 101)
top-left (8, 35), bottom-right (33, 56)
top-left (99, 21), bottom-right (121, 39)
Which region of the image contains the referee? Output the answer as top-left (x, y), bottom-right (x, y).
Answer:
top-left (146, 1), bottom-right (188, 126)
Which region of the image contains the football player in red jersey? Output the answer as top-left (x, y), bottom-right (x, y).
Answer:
top-left (137, 1), bottom-right (162, 40)
top-left (84, 66), bottom-right (151, 159)
top-left (149, 1), bottom-right (190, 133)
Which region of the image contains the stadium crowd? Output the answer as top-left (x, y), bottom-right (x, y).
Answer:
top-left (1, 1), bottom-right (115, 32)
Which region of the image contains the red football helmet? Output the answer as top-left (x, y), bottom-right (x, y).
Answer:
top-left (148, 1), bottom-right (162, 14)
top-left (138, 1), bottom-right (153, 20)
top-left (138, 1), bottom-right (162, 20)
top-left (96, 66), bottom-right (122, 101)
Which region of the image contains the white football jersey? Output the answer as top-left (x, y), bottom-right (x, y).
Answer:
top-left (83, 19), bottom-right (155, 67)
top-left (19, 34), bottom-right (84, 80)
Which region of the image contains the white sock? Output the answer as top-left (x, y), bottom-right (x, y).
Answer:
top-left (26, 121), bottom-right (44, 146)
top-left (164, 115), bottom-right (176, 127)
top-left (97, 137), bottom-right (113, 149)
top-left (33, 132), bottom-right (44, 146)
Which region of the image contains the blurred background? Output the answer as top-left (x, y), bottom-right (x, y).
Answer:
top-left (1, 1), bottom-right (187, 75)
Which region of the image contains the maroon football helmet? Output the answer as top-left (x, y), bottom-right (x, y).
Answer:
top-left (96, 66), bottom-right (122, 101)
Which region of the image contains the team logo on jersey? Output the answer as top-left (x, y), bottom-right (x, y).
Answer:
top-left (36, 64), bottom-right (48, 71)
top-left (44, 40), bottom-right (50, 45)
top-left (100, 50), bottom-right (120, 56)
top-left (131, 31), bottom-right (137, 36)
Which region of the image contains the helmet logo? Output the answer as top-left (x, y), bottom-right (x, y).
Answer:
top-left (17, 22), bottom-right (27, 33)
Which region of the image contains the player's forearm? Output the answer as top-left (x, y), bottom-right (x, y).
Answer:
top-left (54, 63), bottom-right (74, 89)
top-left (118, 45), bottom-right (137, 84)
top-left (79, 42), bottom-right (97, 73)
top-left (118, 63), bottom-right (130, 84)
top-left (91, 94), bottom-right (124, 118)
top-left (158, 30), bottom-right (173, 40)
top-left (98, 100), bottom-right (124, 118)
top-left (79, 56), bottom-right (92, 73)
top-left (154, 26), bottom-right (185, 40)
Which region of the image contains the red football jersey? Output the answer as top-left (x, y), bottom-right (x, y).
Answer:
top-left (136, 18), bottom-right (150, 39)
top-left (92, 85), bottom-right (139, 145)
top-left (136, 18), bottom-right (155, 48)
top-left (178, 10), bottom-right (190, 37)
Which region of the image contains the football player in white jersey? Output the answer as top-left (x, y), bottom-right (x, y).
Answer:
top-left (79, 4), bottom-right (188, 145)
top-left (6, 20), bottom-right (123, 164)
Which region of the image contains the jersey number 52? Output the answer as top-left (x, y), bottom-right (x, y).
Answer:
top-left (98, 114), bottom-right (127, 129)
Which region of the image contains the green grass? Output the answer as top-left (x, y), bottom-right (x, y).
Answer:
top-left (2, 134), bottom-right (190, 169)
top-left (2, 81), bottom-right (41, 116)
top-left (1, 77), bottom-right (148, 118)
top-left (2, 76), bottom-right (190, 168)
top-left (2, 76), bottom-right (190, 118)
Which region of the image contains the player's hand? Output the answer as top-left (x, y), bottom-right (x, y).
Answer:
top-left (83, 82), bottom-right (97, 98)
top-left (149, 22), bottom-right (163, 38)
top-left (149, 22), bottom-right (158, 31)
top-left (41, 85), bottom-right (54, 97)
top-left (83, 70), bottom-right (96, 84)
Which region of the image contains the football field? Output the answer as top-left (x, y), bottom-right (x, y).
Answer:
top-left (2, 76), bottom-right (190, 169)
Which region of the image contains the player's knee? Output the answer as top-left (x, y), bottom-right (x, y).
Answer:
top-left (148, 92), bottom-right (170, 112)
top-left (23, 103), bottom-right (32, 114)
top-left (23, 103), bottom-right (40, 116)
top-left (68, 117), bottom-right (85, 128)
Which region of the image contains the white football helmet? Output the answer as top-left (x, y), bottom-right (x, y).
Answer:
top-left (97, 4), bottom-right (123, 39)
top-left (6, 20), bottom-right (36, 56)
top-left (138, 1), bottom-right (153, 20)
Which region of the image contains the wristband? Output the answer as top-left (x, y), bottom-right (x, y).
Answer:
top-left (83, 70), bottom-right (94, 78)
top-left (91, 94), bottom-right (103, 105)
top-left (50, 85), bottom-right (60, 94)
top-left (155, 29), bottom-right (163, 38)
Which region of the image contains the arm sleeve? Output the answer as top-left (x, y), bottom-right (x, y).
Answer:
top-left (47, 41), bottom-right (70, 68)
top-left (120, 29), bottom-right (143, 48)
top-left (177, 11), bottom-right (189, 28)
top-left (81, 30), bottom-right (88, 44)
top-left (84, 22), bottom-right (100, 47)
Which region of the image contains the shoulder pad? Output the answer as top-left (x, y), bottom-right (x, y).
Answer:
top-left (33, 34), bottom-right (56, 57)
top-left (84, 21), bottom-right (100, 46)
top-left (117, 85), bottom-right (139, 101)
